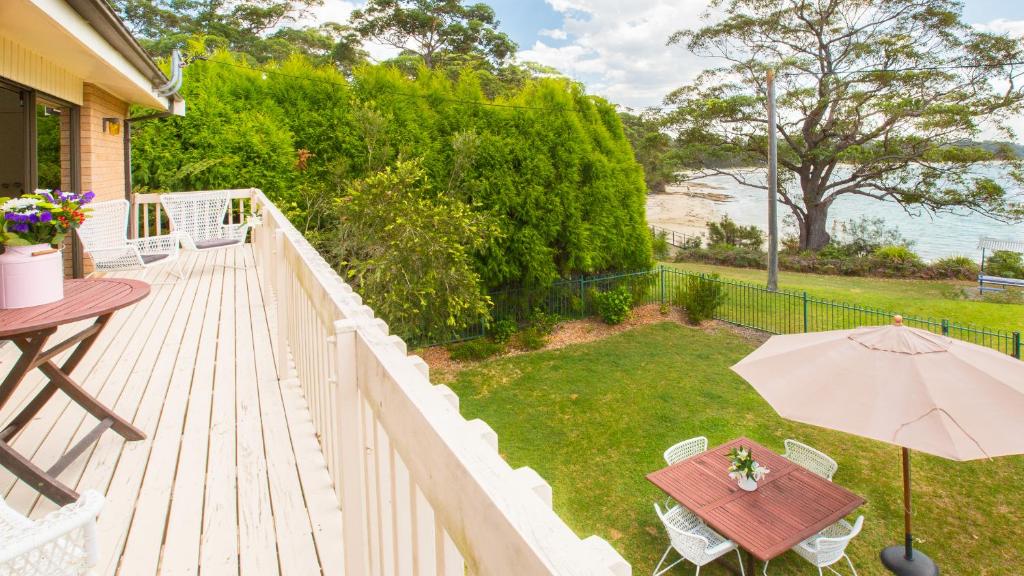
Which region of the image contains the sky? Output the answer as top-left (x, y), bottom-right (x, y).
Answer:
top-left (310, 0), bottom-right (1024, 136)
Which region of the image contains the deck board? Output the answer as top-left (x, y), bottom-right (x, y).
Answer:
top-left (0, 247), bottom-right (343, 576)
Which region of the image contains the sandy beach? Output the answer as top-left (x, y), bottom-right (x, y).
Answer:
top-left (645, 181), bottom-right (733, 239)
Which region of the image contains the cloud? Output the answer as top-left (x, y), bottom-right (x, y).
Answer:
top-left (519, 0), bottom-right (716, 110)
top-left (974, 18), bottom-right (1024, 37)
top-left (539, 28), bottom-right (568, 40)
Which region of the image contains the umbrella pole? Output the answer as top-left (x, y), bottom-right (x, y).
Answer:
top-left (902, 447), bottom-right (914, 560)
top-left (880, 448), bottom-right (940, 576)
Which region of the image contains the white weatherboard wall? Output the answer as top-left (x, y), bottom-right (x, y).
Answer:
top-left (237, 188), bottom-right (632, 576)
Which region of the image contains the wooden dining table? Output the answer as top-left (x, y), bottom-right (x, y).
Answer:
top-left (0, 278), bottom-right (150, 504)
top-left (647, 437), bottom-right (865, 574)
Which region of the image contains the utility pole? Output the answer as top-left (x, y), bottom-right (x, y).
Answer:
top-left (766, 69), bottom-right (779, 291)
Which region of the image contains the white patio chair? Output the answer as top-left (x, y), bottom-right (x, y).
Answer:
top-left (0, 490), bottom-right (104, 575)
top-left (664, 436), bottom-right (708, 466)
top-left (77, 199), bottom-right (183, 279)
top-left (762, 516), bottom-right (864, 576)
top-left (159, 191), bottom-right (254, 263)
top-left (783, 439), bottom-right (839, 481)
top-left (653, 501), bottom-right (745, 576)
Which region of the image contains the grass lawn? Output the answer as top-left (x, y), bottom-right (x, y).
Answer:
top-left (445, 322), bottom-right (1024, 576)
top-left (665, 261), bottom-right (1024, 334)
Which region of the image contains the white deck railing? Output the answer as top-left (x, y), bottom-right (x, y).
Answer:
top-left (134, 189), bottom-right (631, 576)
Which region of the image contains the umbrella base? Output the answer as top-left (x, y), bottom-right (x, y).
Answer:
top-left (881, 546), bottom-right (939, 576)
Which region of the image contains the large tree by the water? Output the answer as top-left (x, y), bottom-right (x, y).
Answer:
top-left (666, 0), bottom-right (1024, 251)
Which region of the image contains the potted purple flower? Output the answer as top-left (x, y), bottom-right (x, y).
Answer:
top-left (0, 190), bottom-right (94, 309)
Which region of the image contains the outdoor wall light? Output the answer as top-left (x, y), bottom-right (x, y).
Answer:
top-left (102, 117), bottom-right (122, 136)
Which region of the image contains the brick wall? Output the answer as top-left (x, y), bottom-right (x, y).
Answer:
top-left (61, 83), bottom-right (130, 276)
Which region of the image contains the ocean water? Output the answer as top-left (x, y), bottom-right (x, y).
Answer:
top-left (692, 167), bottom-right (1024, 261)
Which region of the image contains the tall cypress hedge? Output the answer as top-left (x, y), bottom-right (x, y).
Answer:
top-left (131, 50), bottom-right (651, 295)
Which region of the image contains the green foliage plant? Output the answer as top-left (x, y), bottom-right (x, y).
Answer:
top-left (707, 216), bottom-right (763, 250)
top-left (651, 230), bottom-right (671, 260)
top-left (594, 286), bottom-right (632, 325)
top-left (514, 326), bottom-right (548, 351)
top-left (447, 339), bottom-right (505, 362)
top-left (986, 250), bottom-right (1024, 279)
top-left (335, 159), bottom-right (497, 342)
top-left (490, 319), bottom-right (518, 344)
top-left (931, 256), bottom-right (980, 280)
top-left (675, 274), bottom-right (727, 324)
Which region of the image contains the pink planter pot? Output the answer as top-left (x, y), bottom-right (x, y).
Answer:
top-left (0, 244), bottom-right (64, 309)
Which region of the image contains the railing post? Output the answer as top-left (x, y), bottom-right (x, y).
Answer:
top-left (802, 291), bottom-right (809, 333)
top-left (274, 230), bottom-right (290, 378)
top-left (1014, 332), bottom-right (1021, 360)
top-left (941, 319), bottom-right (950, 337)
top-left (333, 320), bottom-right (369, 576)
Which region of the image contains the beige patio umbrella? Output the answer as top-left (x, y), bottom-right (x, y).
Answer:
top-left (731, 316), bottom-right (1024, 576)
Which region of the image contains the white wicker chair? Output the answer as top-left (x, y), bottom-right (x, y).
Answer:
top-left (159, 191), bottom-right (253, 257)
top-left (0, 490), bottom-right (104, 576)
top-left (763, 516), bottom-right (863, 576)
top-left (783, 439), bottom-right (838, 481)
top-left (653, 501), bottom-right (745, 576)
top-left (77, 199), bottom-right (182, 278)
top-left (664, 436), bottom-right (708, 466)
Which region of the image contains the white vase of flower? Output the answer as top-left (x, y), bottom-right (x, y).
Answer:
top-left (728, 446), bottom-right (770, 492)
top-left (0, 190), bottom-right (94, 309)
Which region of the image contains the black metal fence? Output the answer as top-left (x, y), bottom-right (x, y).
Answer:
top-left (418, 266), bottom-right (1023, 360)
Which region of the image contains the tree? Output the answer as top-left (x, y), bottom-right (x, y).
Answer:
top-left (108, 0), bottom-right (368, 69)
top-left (666, 0), bottom-right (1024, 250)
top-left (333, 159), bottom-right (497, 341)
top-left (620, 109), bottom-right (677, 194)
top-left (350, 0), bottom-right (517, 69)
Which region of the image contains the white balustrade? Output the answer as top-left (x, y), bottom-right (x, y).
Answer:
top-left (135, 188), bottom-right (631, 576)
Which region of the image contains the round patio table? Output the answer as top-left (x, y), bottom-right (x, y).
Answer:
top-left (0, 278), bottom-right (150, 504)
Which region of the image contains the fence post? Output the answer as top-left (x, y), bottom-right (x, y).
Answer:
top-left (578, 275), bottom-right (585, 317)
top-left (1014, 332), bottom-right (1021, 360)
top-left (802, 291), bottom-right (808, 333)
top-left (941, 319), bottom-right (949, 337)
top-left (660, 266), bottom-right (666, 305)
top-left (274, 230), bottom-right (290, 378)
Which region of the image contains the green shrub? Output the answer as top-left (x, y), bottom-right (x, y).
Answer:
top-left (986, 250), bottom-right (1024, 279)
top-left (490, 319), bottom-right (518, 344)
top-left (681, 235), bottom-right (703, 250)
top-left (594, 286), bottom-right (633, 325)
top-left (652, 230), bottom-right (671, 260)
top-left (626, 275), bottom-right (653, 307)
top-left (707, 216), bottom-right (763, 250)
top-left (447, 339), bottom-right (504, 362)
top-left (873, 245), bottom-right (923, 265)
top-left (528, 308), bottom-right (560, 335)
top-left (828, 216), bottom-right (912, 257)
top-left (515, 326), bottom-right (548, 350)
top-left (930, 255), bottom-right (980, 280)
top-left (674, 274), bottom-right (727, 324)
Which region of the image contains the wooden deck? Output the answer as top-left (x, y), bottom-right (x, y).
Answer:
top-left (0, 247), bottom-right (344, 576)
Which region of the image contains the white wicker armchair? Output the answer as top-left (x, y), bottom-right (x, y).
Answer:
top-left (0, 490), bottom-right (104, 576)
top-left (783, 439), bottom-right (839, 481)
top-left (77, 200), bottom-right (182, 278)
top-left (763, 516), bottom-right (863, 576)
top-left (159, 191), bottom-right (253, 253)
top-left (663, 436), bottom-right (708, 466)
top-left (653, 501), bottom-right (744, 576)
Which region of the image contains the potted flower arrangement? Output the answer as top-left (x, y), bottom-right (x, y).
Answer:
top-left (727, 446), bottom-right (770, 491)
top-left (0, 190), bottom-right (94, 309)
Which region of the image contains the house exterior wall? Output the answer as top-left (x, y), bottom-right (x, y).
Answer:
top-left (60, 83), bottom-right (129, 276)
top-left (0, 35), bottom-right (83, 105)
